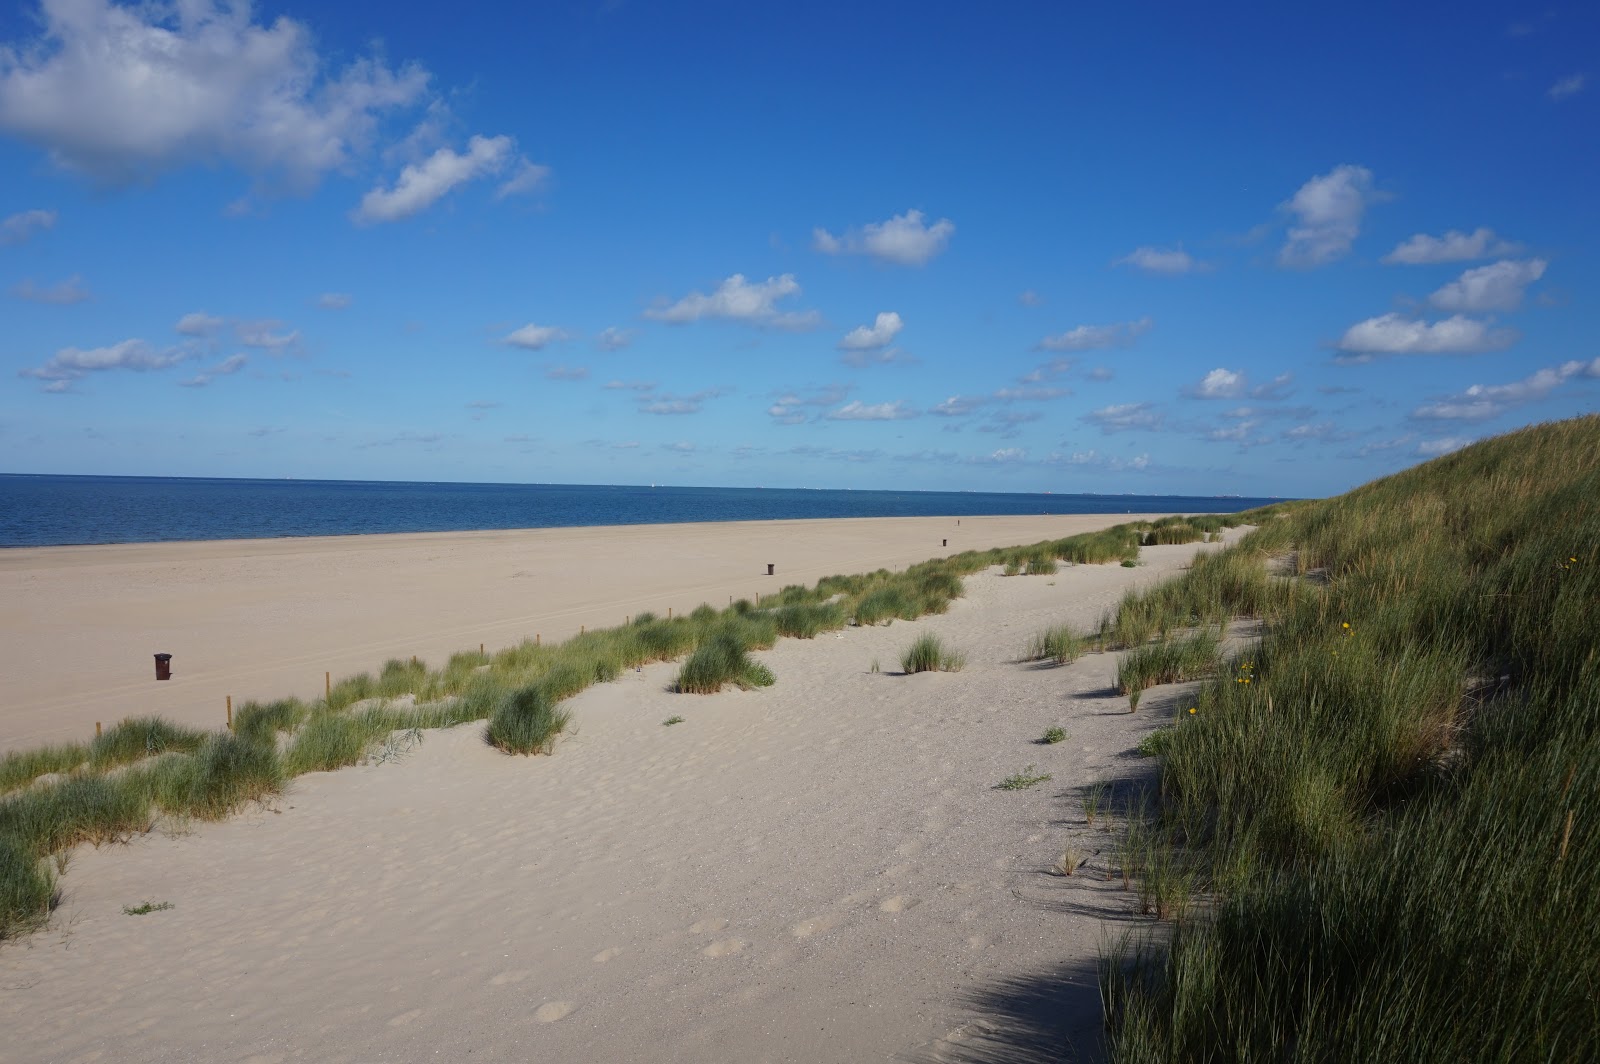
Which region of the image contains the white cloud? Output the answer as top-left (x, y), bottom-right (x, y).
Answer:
top-left (13, 274), bottom-right (89, 304)
top-left (1279, 164), bottom-right (1378, 268)
top-left (175, 311), bottom-right (224, 336)
top-left (0, 0), bottom-right (428, 184)
top-left (495, 159), bottom-right (550, 199)
top-left (317, 292), bottom-right (352, 310)
top-left (1418, 436), bottom-right (1475, 456)
top-left (603, 379), bottom-right (655, 392)
top-left (827, 400), bottom-right (918, 421)
top-left (1082, 402), bottom-right (1162, 433)
top-left (503, 323), bottom-right (569, 350)
top-left (812, 209), bottom-right (954, 266)
top-left (646, 273), bottom-right (820, 330)
top-left (236, 320), bottom-right (299, 350)
top-left (840, 347), bottom-right (918, 368)
top-left (970, 447), bottom-right (1027, 465)
top-left (595, 327), bottom-right (633, 351)
top-left (1047, 449), bottom-right (1151, 472)
top-left (544, 365), bottom-right (589, 381)
top-left (661, 441), bottom-right (696, 454)
top-left (838, 311), bottom-right (903, 351)
top-left (1410, 358), bottom-right (1600, 421)
top-left (178, 353), bottom-right (248, 387)
top-left (1188, 368), bottom-right (1246, 399)
top-left (1382, 227), bottom-right (1522, 265)
top-left (1114, 246), bottom-right (1205, 274)
top-left (19, 338), bottom-right (198, 383)
top-left (1251, 373), bottom-right (1295, 400)
top-left (1035, 317), bottom-right (1152, 352)
top-left (1335, 313), bottom-right (1517, 358)
top-left (1281, 422), bottom-right (1352, 444)
top-left (1549, 74), bottom-right (1586, 101)
top-left (0, 208), bottom-right (56, 244)
top-left (931, 395), bottom-right (987, 417)
top-left (1428, 259), bottom-right (1546, 312)
top-left (354, 135), bottom-right (513, 223)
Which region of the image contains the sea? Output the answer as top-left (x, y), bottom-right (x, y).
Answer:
top-left (0, 474), bottom-right (1285, 548)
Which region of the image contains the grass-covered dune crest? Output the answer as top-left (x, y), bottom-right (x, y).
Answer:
top-left (1098, 416), bottom-right (1600, 1062)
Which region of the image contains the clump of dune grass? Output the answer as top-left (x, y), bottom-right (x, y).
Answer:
top-left (1099, 418), bottom-right (1600, 1062)
top-left (772, 601), bottom-right (847, 639)
top-left (1116, 629), bottom-right (1222, 709)
top-left (132, 733), bottom-right (285, 818)
top-left (283, 711), bottom-right (395, 775)
top-left (0, 835), bottom-right (54, 939)
top-left (89, 717), bottom-right (208, 770)
top-left (1039, 726), bottom-right (1068, 745)
top-left (674, 633), bottom-right (775, 693)
top-left (230, 698), bottom-right (308, 744)
top-left (0, 775), bottom-right (151, 855)
top-left (900, 632), bottom-right (965, 674)
top-left (1025, 625), bottom-right (1086, 666)
top-left (0, 743), bottom-right (89, 796)
top-left (854, 586), bottom-right (917, 625)
top-left (485, 684), bottom-right (573, 755)
top-left (996, 765), bottom-right (1052, 790)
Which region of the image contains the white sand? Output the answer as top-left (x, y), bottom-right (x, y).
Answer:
top-left (0, 514), bottom-right (1180, 751)
top-left (0, 526), bottom-right (1235, 1064)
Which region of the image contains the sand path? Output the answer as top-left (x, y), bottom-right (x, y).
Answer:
top-left (0, 533), bottom-right (1232, 1063)
top-left (0, 514), bottom-right (1178, 752)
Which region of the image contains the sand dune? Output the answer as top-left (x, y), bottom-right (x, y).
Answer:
top-left (0, 530), bottom-right (1234, 1064)
top-left (0, 514), bottom-right (1179, 752)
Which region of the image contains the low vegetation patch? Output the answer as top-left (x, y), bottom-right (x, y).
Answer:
top-left (1039, 726), bottom-right (1068, 745)
top-left (1024, 624), bottom-right (1086, 666)
top-left (674, 633), bottom-right (775, 694)
top-left (1115, 629), bottom-right (1222, 709)
top-left (996, 765), bottom-right (1053, 790)
top-left (900, 632), bottom-right (966, 674)
top-left (122, 900), bottom-right (173, 916)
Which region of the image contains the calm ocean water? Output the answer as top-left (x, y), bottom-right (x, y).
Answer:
top-left (0, 475), bottom-right (1284, 548)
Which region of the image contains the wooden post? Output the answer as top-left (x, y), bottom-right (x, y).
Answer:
top-left (325, 671), bottom-right (331, 698)
top-left (411, 655), bottom-right (417, 667)
top-left (536, 633), bottom-right (541, 645)
top-left (226, 695), bottom-right (233, 731)
top-left (581, 625), bottom-right (585, 635)
top-left (668, 607), bottom-right (672, 619)
top-left (480, 643), bottom-right (484, 656)
top-left (95, 721), bottom-right (102, 738)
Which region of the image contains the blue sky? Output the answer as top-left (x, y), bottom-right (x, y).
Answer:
top-left (1, 0), bottom-right (1595, 497)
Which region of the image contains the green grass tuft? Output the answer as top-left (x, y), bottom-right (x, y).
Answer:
top-left (675, 633), bottom-right (775, 693)
top-left (900, 632), bottom-right (966, 673)
top-left (996, 766), bottom-right (1053, 790)
top-left (485, 684), bottom-right (572, 755)
top-left (1040, 726), bottom-right (1068, 745)
top-left (0, 835), bottom-right (54, 939)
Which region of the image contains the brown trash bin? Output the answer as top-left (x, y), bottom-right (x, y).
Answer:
top-left (155, 653), bottom-right (172, 681)
top-left (767, 563), bottom-right (775, 575)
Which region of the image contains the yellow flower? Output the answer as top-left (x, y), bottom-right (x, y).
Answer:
top-left (1188, 707), bottom-right (1197, 714)
top-left (1342, 622), bottom-right (1350, 629)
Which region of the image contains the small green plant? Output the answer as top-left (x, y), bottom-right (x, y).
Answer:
top-left (1136, 727), bottom-right (1175, 758)
top-left (662, 715), bottom-right (685, 726)
top-left (901, 632), bottom-right (966, 673)
top-left (1025, 625), bottom-right (1085, 665)
top-left (1121, 559), bottom-right (1138, 568)
top-left (1082, 781), bottom-right (1108, 825)
top-left (1040, 726), bottom-right (1068, 745)
top-left (997, 765), bottom-right (1053, 790)
top-left (485, 685), bottom-right (572, 755)
top-left (122, 900), bottom-right (174, 916)
top-left (675, 633), bottom-right (775, 693)
top-left (1053, 843), bottom-right (1087, 876)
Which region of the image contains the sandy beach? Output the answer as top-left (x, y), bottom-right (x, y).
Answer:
top-left (0, 514), bottom-right (1179, 752)
top-left (0, 518), bottom-right (1234, 1063)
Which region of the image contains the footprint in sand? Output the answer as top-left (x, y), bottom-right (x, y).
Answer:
top-left (489, 970), bottom-right (531, 985)
top-left (592, 947), bottom-right (623, 963)
top-left (880, 895), bottom-right (921, 913)
top-left (701, 938), bottom-right (747, 958)
top-left (790, 913), bottom-right (844, 939)
top-left (689, 917), bottom-right (729, 934)
top-left (534, 1001), bottom-right (577, 1023)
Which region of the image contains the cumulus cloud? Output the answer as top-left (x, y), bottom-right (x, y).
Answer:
top-left (838, 311), bottom-right (903, 351)
top-left (317, 292), bottom-right (352, 310)
top-left (19, 337), bottom-right (199, 384)
top-left (594, 327), bottom-right (633, 351)
top-left (13, 274), bottom-right (89, 304)
top-left (544, 365), bottom-right (589, 381)
top-left (1081, 402), bottom-right (1162, 434)
top-left (970, 447), bottom-right (1027, 465)
top-left (1548, 74), bottom-right (1586, 100)
top-left (646, 273), bottom-right (820, 330)
top-left (1410, 358), bottom-right (1600, 421)
top-left (1114, 246), bottom-right (1206, 274)
top-left (175, 311), bottom-right (224, 336)
top-left (1382, 227), bottom-right (1522, 265)
top-left (0, 0), bottom-right (429, 184)
top-left (1047, 449), bottom-right (1151, 472)
top-left (354, 135), bottom-right (514, 223)
top-left (931, 395), bottom-right (987, 417)
top-left (1279, 164), bottom-right (1379, 268)
top-left (1187, 368), bottom-right (1247, 399)
top-left (639, 387), bottom-right (729, 415)
top-left (1428, 259), bottom-right (1547, 313)
top-left (236, 320), bottom-right (299, 350)
top-left (495, 159), bottom-right (550, 199)
top-left (503, 323), bottom-right (569, 350)
top-left (1418, 436), bottom-right (1475, 456)
top-left (0, 208), bottom-right (56, 244)
top-left (178, 352), bottom-right (248, 387)
top-left (1335, 313), bottom-right (1517, 359)
top-left (827, 399), bottom-right (918, 421)
top-left (1035, 317), bottom-right (1152, 352)
top-left (812, 209), bottom-right (954, 266)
